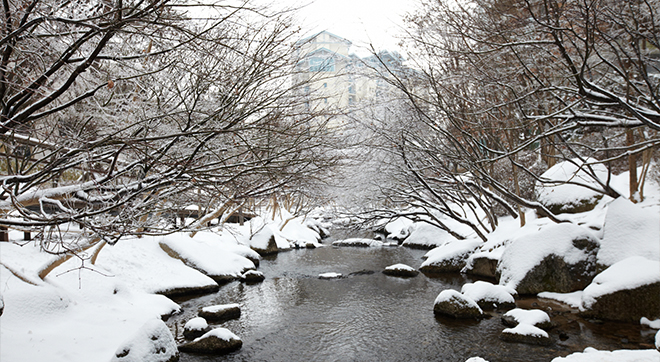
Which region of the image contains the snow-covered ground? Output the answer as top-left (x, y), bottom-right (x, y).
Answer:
top-left (0, 212), bottom-right (321, 362)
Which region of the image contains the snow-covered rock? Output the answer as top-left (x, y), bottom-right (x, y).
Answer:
top-left (500, 323), bottom-right (552, 346)
top-left (465, 358), bottom-right (489, 362)
top-left (183, 317), bottom-right (210, 340)
top-left (499, 223), bottom-right (599, 294)
top-left (597, 197), bottom-right (660, 268)
top-left (501, 308), bottom-right (552, 329)
top-left (198, 303), bottom-right (241, 322)
top-left (402, 222), bottom-right (457, 249)
top-left (384, 217), bottom-right (414, 240)
top-left (580, 256), bottom-right (660, 322)
top-left (178, 328), bottom-right (242, 354)
top-left (433, 289), bottom-right (484, 319)
top-left (159, 236), bottom-right (255, 283)
top-left (241, 270), bottom-right (265, 284)
top-left (332, 238), bottom-right (383, 247)
top-left (461, 281), bottom-right (516, 310)
top-left (110, 319), bottom-right (178, 362)
top-left (382, 264), bottom-right (419, 278)
top-left (420, 239), bottom-right (482, 273)
top-left (535, 158), bottom-right (609, 215)
top-left (550, 347), bottom-right (660, 361)
top-left (319, 272), bottom-right (343, 279)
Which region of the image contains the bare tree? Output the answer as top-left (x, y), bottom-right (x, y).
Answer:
top-left (364, 0), bottom-right (659, 239)
top-left (0, 0), bottom-right (339, 249)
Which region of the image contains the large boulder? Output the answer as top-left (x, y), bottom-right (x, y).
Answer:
top-left (580, 256), bottom-right (660, 322)
top-left (534, 158), bottom-right (608, 215)
top-left (110, 319), bottom-right (179, 362)
top-left (433, 289), bottom-right (484, 319)
top-left (499, 223), bottom-right (599, 295)
top-left (198, 303), bottom-right (241, 322)
top-left (178, 328), bottom-right (242, 354)
top-left (420, 239), bottom-right (482, 273)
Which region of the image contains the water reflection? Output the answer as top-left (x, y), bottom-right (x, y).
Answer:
top-left (170, 246), bottom-right (651, 362)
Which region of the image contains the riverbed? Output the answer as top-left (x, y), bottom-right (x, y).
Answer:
top-left (168, 243), bottom-right (653, 362)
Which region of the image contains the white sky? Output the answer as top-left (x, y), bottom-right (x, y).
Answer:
top-left (273, 0), bottom-right (416, 56)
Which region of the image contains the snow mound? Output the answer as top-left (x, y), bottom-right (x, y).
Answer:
top-left (581, 256), bottom-right (660, 310)
top-left (159, 235), bottom-right (255, 279)
top-left (538, 291), bottom-right (584, 308)
top-left (421, 239), bottom-right (482, 270)
top-left (550, 347), bottom-right (660, 362)
top-left (385, 264), bottom-right (417, 272)
top-left (597, 197), bottom-right (660, 267)
top-left (201, 303), bottom-right (240, 314)
top-left (502, 323), bottom-right (549, 338)
top-left (641, 317), bottom-right (660, 329)
top-left (332, 238), bottom-right (383, 247)
top-left (535, 158), bottom-right (608, 211)
top-left (503, 308), bottom-right (551, 327)
top-left (461, 281), bottom-right (516, 306)
top-left (498, 223), bottom-right (598, 291)
top-left (434, 289), bottom-right (481, 311)
top-left (110, 319), bottom-right (178, 362)
top-left (94, 236), bottom-right (217, 294)
top-left (402, 222), bottom-right (457, 248)
top-left (185, 317), bottom-right (208, 331)
top-left (195, 328), bottom-right (240, 343)
top-left (465, 358), bottom-right (489, 362)
top-left (384, 217), bottom-right (414, 239)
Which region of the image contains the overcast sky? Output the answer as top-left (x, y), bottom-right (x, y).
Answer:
top-left (277, 0), bottom-right (417, 56)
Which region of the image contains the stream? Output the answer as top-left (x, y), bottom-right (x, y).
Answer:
top-left (168, 240), bottom-right (654, 362)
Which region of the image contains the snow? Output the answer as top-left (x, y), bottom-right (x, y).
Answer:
top-left (319, 272), bottom-right (343, 279)
top-left (465, 358), bottom-right (489, 362)
top-left (581, 256), bottom-right (660, 310)
top-left (641, 317), bottom-right (660, 329)
top-left (503, 308), bottom-right (551, 327)
top-left (332, 238), bottom-right (383, 247)
top-left (502, 323), bottom-right (549, 338)
top-left (421, 238), bottom-right (482, 268)
top-left (461, 281), bottom-right (516, 305)
top-left (538, 291), bottom-right (584, 308)
top-left (402, 222), bottom-right (457, 248)
top-left (385, 263), bottom-right (416, 272)
top-left (597, 197), bottom-right (660, 266)
top-left (185, 317), bottom-right (209, 331)
top-left (195, 327), bottom-right (241, 342)
top-left (93, 235), bottom-right (218, 294)
top-left (159, 234), bottom-right (256, 278)
top-left (656, 331), bottom-right (660, 351)
top-left (535, 158), bottom-right (610, 210)
top-left (498, 223), bottom-right (598, 291)
top-left (384, 217), bottom-right (413, 239)
top-left (201, 303), bottom-right (240, 313)
top-left (109, 318), bottom-right (177, 362)
top-left (550, 348), bottom-right (660, 362)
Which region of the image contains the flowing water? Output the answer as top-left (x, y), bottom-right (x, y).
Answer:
top-left (168, 240), bottom-right (653, 362)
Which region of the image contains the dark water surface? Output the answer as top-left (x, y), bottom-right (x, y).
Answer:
top-left (169, 244), bottom-right (652, 362)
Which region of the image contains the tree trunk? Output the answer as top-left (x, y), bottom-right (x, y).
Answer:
top-left (626, 129), bottom-right (638, 202)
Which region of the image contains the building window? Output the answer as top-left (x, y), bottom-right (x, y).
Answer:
top-left (310, 57), bottom-right (335, 72)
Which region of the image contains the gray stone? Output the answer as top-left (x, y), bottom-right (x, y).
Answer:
top-left (178, 329), bottom-right (242, 354)
top-left (580, 282), bottom-right (660, 323)
top-left (250, 235), bottom-right (279, 256)
top-left (464, 256), bottom-right (499, 281)
top-left (514, 253), bottom-right (598, 295)
top-left (198, 304), bottom-right (241, 322)
top-left (433, 290), bottom-right (484, 319)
